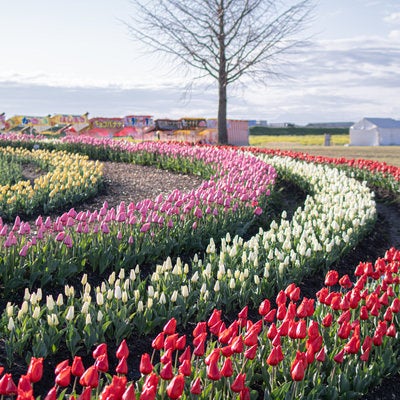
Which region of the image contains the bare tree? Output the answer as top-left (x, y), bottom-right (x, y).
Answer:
top-left (126, 0), bottom-right (313, 144)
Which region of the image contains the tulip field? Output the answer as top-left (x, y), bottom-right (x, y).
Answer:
top-left (0, 133), bottom-right (399, 399)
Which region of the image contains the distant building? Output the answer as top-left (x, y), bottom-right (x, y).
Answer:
top-left (268, 122), bottom-right (294, 128)
top-left (248, 120), bottom-right (268, 127)
top-left (350, 117), bottom-right (400, 146)
top-left (306, 122), bottom-right (354, 129)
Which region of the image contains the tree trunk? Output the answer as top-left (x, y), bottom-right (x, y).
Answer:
top-left (218, 81), bottom-right (228, 144)
top-left (217, 0), bottom-right (228, 145)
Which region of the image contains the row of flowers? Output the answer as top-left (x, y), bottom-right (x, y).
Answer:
top-left (0, 153), bottom-right (24, 187)
top-left (1, 247), bottom-right (399, 399)
top-left (0, 146), bottom-right (104, 220)
top-left (246, 146), bottom-right (400, 194)
top-left (1, 153), bottom-right (376, 362)
top-left (0, 139), bottom-right (276, 293)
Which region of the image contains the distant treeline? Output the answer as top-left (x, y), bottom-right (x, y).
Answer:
top-left (250, 126), bottom-right (349, 136)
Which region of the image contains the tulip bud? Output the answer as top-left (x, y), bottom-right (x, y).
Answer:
top-left (65, 306), bottom-right (74, 321)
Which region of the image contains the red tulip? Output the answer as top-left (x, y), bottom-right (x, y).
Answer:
top-left (208, 309), bottom-right (222, 327)
top-left (116, 339), bottom-right (130, 359)
top-left (176, 335), bottom-right (186, 351)
top-left (244, 344), bottom-right (258, 360)
top-left (190, 377), bottom-right (202, 395)
top-left (324, 270), bottom-right (339, 286)
top-left (164, 333), bottom-right (179, 351)
top-left (238, 306), bottom-right (248, 319)
top-left (286, 302), bottom-right (297, 321)
top-left (344, 336), bottom-right (360, 354)
top-left (220, 357), bottom-right (233, 377)
top-left (362, 336), bottom-right (373, 352)
top-left (360, 348), bottom-right (370, 362)
top-left (163, 318), bottom-right (177, 335)
top-left (209, 320), bottom-right (223, 335)
top-left (267, 323), bottom-right (278, 340)
top-left (116, 357), bottom-right (128, 375)
top-left (27, 357), bottom-right (43, 383)
top-left (206, 359), bottom-right (221, 381)
top-left (231, 373), bottom-right (246, 393)
top-left (44, 387), bottom-right (57, 400)
top-left (264, 309), bottom-right (277, 323)
top-left (244, 328), bottom-right (259, 347)
top-left (193, 322), bottom-right (207, 337)
top-left (231, 335), bottom-right (244, 354)
top-left (160, 361), bottom-right (174, 381)
top-left (338, 322), bottom-right (351, 340)
top-left (17, 374), bottom-right (32, 394)
top-left (276, 290), bottom-right (287, 306)
top-left (295, 319), bottom-right (307, 339)
top-left (140, 385), bottom-right (157, 400)
top-left (193, 339), bottom-right (206, 356)
top-left (277, 320), bottom-right (289, 337)
top-left (178, 359), bottom-right (192, 376)
top-left (0, 374), bottom-right (17, 395)
top-left (307, 335), bottom-right (323, 354)
top-left (122, 384), bottom-right (136, 400)
top-left (291, 359), bottom-right (305, 381)
top-left (349, 289), bottom-right (361, 309)
top-left (360, 305), bottom-right (369, 320)
top-left (337, 310), bottom-right (351, 324)
top-left (339, 274), bottom-right (353, 289)
top-left (387, 323), bottom-right (397, 337)
top-left (258, 299), bottom-right (271, 316)
top-left (276, 304), bottom-right (286, 320)
top-left (160, 349), bottom-right (173, 365)
top-left (192, 332), bottom-right (207, 346)
top-left (93, 343), bottom-right (107, 359)
top-left (272, 333), bottom-right (281, 347)
top-left (391, 297), bottom-right (400, 313)
top-left (316, 287), bottom-right (329, 304)
top-left (55, 366), bottom-right (71, 387)
top-left (151, 332), bottom-right (165, 350)
top-left (143, 373), bottom-right (159, 391)
top-left (54, 360), bottom-right (69, 375)
top-left (79, 366), bottom-right (99, 388)
top-left (166, 374), bottom-right (185, 399)
top-left (240, 387), bottom-right (251, 400)
top-left (205, 349), bottom-right (220, 366)
top-left (308, 321), bottom-right (320, 339)
top-left (178, 346), bottom-right (191, 363)
top-left (315, 347), bottom-right (326, 362)
top-left (78, 387), bottom-right (92, 400)
top-left (297, 298), bottom-right (314, 317)
top-left (139, 354), bottom-right (153, 375)
top-left (95, 353), bottom-right (109, 373)
top-left (267, 346), bottom-right (283, 366)
top-left (384, 307), bottom-right (393, 321)
top-left (333, 349), bottom-right (345, 364)
top-left (71, 356), bottom-right (85, 377)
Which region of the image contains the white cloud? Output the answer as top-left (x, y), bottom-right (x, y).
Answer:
top-left (384, 12), bottom-right (400, 24)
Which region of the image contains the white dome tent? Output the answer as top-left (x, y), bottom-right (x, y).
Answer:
top-left (350, 117), bottom-right (400, 146)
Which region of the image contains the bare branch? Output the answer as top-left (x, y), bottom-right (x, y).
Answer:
top-left (124, 0), bottom-right (315, 143)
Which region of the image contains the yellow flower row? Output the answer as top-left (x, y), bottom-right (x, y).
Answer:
top-left (0, 146), bottom-right (103, 218)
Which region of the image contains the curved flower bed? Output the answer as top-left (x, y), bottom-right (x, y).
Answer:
top-left (0, 146), bottom-right (103, 219)
top-left (0, 139), bottom-right (275, 292)
top-left (246, 146), bottom-right (400, 194)
top-left (0, 134), bottom-right (397, 399)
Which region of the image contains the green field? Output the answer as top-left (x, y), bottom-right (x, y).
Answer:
top-left (249, 136), bottom-right (400, 167)
top-left (249, 134), bottom-right (349, 146)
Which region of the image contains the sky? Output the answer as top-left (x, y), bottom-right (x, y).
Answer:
top-left (0, 0), bottom-right (399, 125)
